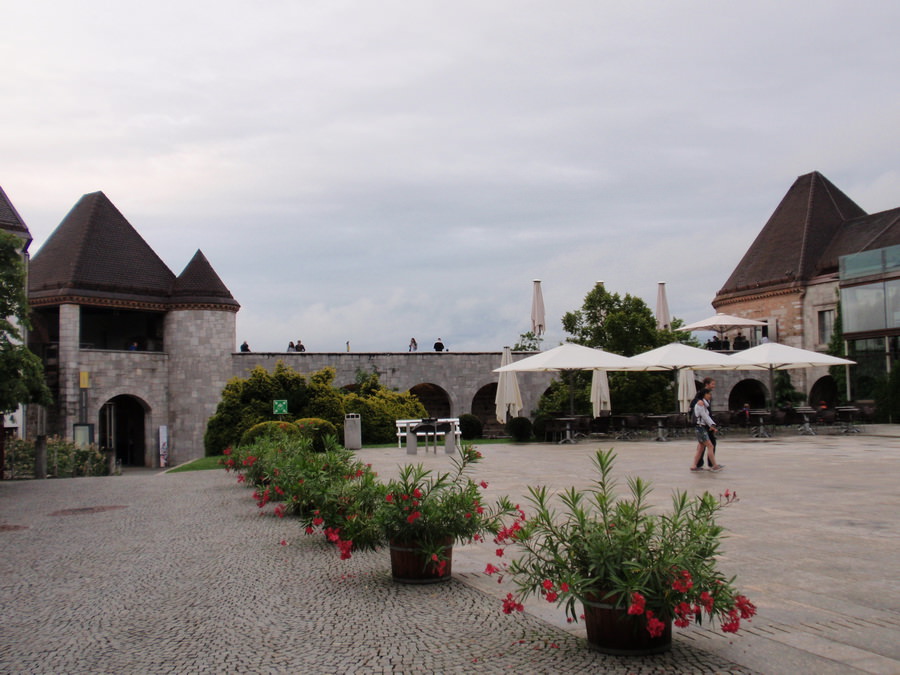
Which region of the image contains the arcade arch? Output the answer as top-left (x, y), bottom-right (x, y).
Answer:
top-left (408, 383), bottom-right (451, 418)
top-left (727, 379), bottom-right (767, 411)
top-left (808, 376), bottom-right (838, 408)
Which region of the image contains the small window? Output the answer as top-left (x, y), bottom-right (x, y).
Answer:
top-left (818, 309), bottom-right (835, 345)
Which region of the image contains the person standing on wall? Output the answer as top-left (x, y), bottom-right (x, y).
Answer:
top-left (433, 338), bottom-right (445, 352)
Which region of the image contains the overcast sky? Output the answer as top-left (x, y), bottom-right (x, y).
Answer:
top-left (3, 1), bottom-right (898, 353)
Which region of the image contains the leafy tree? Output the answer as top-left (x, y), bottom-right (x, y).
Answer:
top-left (539, 282), bottom-right (692, 414)
top-left (1, 231), bottom-right (52, 477)
top-left (513, 331), bottom-right (543, 352)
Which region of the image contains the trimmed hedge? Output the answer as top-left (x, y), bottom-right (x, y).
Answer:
top-left (458, 413), bottom-right (483, 440)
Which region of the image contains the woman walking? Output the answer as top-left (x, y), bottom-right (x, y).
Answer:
top-left (691, 389), bottom-right (724, 472)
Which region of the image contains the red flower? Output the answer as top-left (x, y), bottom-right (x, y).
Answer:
top-left (627, 592), bottom-right (646, 615)
top-left (385, 494), bottom-right (394, 503)
top-left (721, 609), bottom-right (741, 633)
top-left (735, 594), bottom-right (757, 619)
top-left (274, 504), bottom-right (286, 518)
top-left (337, 539), bottom-right (353, 560)
top-left (646, 612), bottom-right (666, 638)
top-left (672, 569), bottom-right (694, 593)
top-left (413, 488), bottom-right (423, 498)
top-left (545, 592), bottom-right (558, 602)
top-left (699, 591), bottom-right (714, 613)
top-left (480, 481), bottom-right (489, 488)
top-left (312, 516), bottom-right (324, 526)
top-left (406, 511), bottom-right (421, 523)
top-left (495, 548), bottom-right (504, 557)
top-left (560, 582), bottom-right (569, 593)
top-left (279, 539), bottom-right (287, 546)
top-left (223, 447), bottom-right (232, 455)
top-left (304, 526), bottom-right (314, 535)
top-left (502, 593), bottom-right (524, 614)
top-left (484, 563), bottom-right (500, 575)
top-left (542, 579), bottom-right (554, 590)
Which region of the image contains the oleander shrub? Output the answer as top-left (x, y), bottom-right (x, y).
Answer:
top-left (458, 413), bottom-right (483, 440)
top-left (506, 416), bottom-right (533, 443)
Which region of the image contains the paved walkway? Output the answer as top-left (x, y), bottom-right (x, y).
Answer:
top-left (1, 425), bottom-right (898, 674)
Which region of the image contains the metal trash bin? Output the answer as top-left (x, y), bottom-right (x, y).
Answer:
top-left (344, 413), bottom-right (361, 450)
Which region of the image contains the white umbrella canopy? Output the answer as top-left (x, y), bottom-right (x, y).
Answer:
top-left (494, 343), bottom-right (633, 373)
top-left (531, 279), bottom-right (546, 338)
top-left (729, 342), bottom-right (855, 369)
top-left (623, 342), bottom-right (741, 371)
top-left (590, 370), bottom-right (612, 417)
top-left (677, 368), bottom-right (696, 413)
top-left (678, 313), bottom-right (767, 335)
top-left (494, 346), bottom-right (524, 424)
top-left (729, 342), bottom-right (855, 409)
top-left (655, 282), bottom-right (671, 332)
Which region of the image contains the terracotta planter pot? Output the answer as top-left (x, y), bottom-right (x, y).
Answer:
top-left (582, 593), bottom-right (672, 655)
top-left (389, 538), bottom-right (453, 584)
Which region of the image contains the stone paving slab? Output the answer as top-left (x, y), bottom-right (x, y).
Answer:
top-left (1, 425), bottom-right (897, 674)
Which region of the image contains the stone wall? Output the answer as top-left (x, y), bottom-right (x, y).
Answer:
top-left (165, 309), bottom-right (236, 465)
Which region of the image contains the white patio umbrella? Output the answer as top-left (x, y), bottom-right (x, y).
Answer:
top-left (590, 370), bottom-right (612, 417)
top-left (531, 279), bottom-right (546, 338)
top-left (495, 343), bottom-right (633, 415)
top-left (655, 282), bottom-right (671, 332)
top-left (678, 313), bottom-right (767, 337)
top-left (494, 346), bottom-right (524, 424)
top-left (729, 342), bottom-right (855, 409)
top-left (623, 342), bottom-right (741, 412)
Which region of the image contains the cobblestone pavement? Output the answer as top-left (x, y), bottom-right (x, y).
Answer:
top-left (1, 426), bottom-right (898, 674)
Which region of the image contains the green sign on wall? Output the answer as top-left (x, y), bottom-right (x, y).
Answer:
top-left (273, 399), bottom-right (288, 415)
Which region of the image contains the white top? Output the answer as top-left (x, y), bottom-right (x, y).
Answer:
top-left (693, 398), bottom-right (716, 428)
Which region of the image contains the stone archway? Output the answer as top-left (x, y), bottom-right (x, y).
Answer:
top-left (809, 376), bottom-right (838, 408)
top-left (409, 383), bottom-right (451, 418)
top-left (99, 395), bottom-right (148, 467)
top-left (727, 379), bottom-right (767, 411)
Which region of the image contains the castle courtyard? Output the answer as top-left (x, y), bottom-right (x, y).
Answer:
top-left (1, 427), bottom-right (898, 674)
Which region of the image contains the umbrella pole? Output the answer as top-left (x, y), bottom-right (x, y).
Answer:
top-left (567, 371), bottom-right (575, 416)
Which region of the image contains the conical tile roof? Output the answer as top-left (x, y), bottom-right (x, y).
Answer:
top-left (0, 185), bottom-right (31, 243)
top-left (171, 249), bottom-right (239, 310)
top-left (29, 191), bottom-right (175, 308)
top-left (717, 172), bottom-right (866, 296)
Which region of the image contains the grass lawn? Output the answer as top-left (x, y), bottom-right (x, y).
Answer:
top-left (167, 456), bottom-right (226, 473)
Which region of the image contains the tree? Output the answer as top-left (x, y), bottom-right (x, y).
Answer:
top-left (513, 331), bottom-right (543, 352)
top-left (1, 231), bottom-right (52, 478)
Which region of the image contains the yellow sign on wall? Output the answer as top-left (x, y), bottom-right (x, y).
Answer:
top-left (79, 371), bottom-right (90, 389)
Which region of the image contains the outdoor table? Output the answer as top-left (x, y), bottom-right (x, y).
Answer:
top-left (750, 410), bottom-right (772, 438)
top-left (555, 417), bottom-right (577, 444)
top-left (795, 406), bottom-right (816, 435)
top-left (835, 406), bottom-right (860, 434)
top-left (646, 414), bottom-right (670, 442)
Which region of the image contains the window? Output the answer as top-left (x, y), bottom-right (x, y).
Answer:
top-left (817, 309), bottom-right (835, 345)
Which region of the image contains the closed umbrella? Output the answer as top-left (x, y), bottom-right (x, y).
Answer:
top-left (495, 346), bottom-right (524, 424)
top-left (729, 342), bottom-right (855, 409)
top-left (655, 282), bottom-right (671, 332)
top-left (590, 370), bottom-right (612, 417)
top-left (677, 368), bottom-right (695, 414)
top-left (531, 279), bottom-right (546, 338)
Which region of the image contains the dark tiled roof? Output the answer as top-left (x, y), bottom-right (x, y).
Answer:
top-left (717, 172), bottom-right (867, 296)
top-left (0, 184), bottom-right (31, 241)
top-left (817, 208), bottom-right (900, 275)
top-left (171, 249), bottom-right (240, 310)
top-left (29, 191), bottom-right (176, 306)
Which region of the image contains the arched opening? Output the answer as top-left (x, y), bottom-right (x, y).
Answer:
top-left (808, 376), bottom-right (838, 408)
top-left (408, 383), bottom-right (451, 418)
top-left (99, 395), bottom-right (147, 467)
top-left (727, 379), bottom-right (767, 411)
top-left (471, 383), bottom-right (499, 429)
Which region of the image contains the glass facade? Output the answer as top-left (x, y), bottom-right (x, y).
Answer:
top-left (842, 283), bottom-right (887, 332)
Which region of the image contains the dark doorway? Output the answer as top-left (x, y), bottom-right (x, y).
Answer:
top-left (408, 383), bottom-right (452, 418)
top-left (99, 395), bottom-right (146, 466)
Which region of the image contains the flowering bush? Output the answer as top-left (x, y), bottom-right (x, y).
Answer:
top-left (316, 445), bottom-right (519, 570)
top-left (494, 449), bottom-right (756, 636)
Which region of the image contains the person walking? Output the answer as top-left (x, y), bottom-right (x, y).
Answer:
top-left (690, 377), bottom-right (718, 469)
top-left (691, 389), bottom-right (724, 472)
top-left (409, 338), bottom-right (418, 352)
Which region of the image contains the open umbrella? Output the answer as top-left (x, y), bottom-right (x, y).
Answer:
top-left (655, 282), bottom-right (671, 332)
top-left (531, 279), bottom-right (546, 338)
top-left (678, 313), bottom-right (767, 336)
top-left (495, 343), bottom-right (633, 414)
top-left (729, 342), bottom-right (855, 409)
top-left (623, 343), bottom-right (741, 412)
top-left (494, 346), bottom-right (524, 424)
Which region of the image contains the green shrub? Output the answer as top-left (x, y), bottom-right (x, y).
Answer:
top-left (295, 417), bottom-right (338, 452)
top-left (531, 413), bottom-right (551, 441)
top-left (506, 416), bottom-right (533, 442)
top-left (344, 388), bottom-right (427, 444)
top-left (240, 420), bottom-right (301, 446)
top-left (2, 436), bottom-right (109, 478)
top-left (458, 413), bottom-right (483, 440)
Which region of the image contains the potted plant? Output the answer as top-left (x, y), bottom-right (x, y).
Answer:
top-left (493, 449), bottom-right (756, 654)
top-left (324, 445), bottom-right (519, 583)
